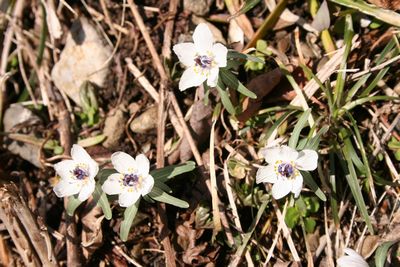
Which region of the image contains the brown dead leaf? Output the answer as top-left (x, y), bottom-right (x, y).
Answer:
top-left (179, 100), bottom-right (212, 162)
top-left (176, 212), bottom-right (218, 265)
top-left (367, 0), bottom-right (400, 10)
top-left (237, 68), bottom-right (283, 122)
top-left (361, 235), bottom-right (380, 259)
top-left (81, 201), bottom-right (104, 260)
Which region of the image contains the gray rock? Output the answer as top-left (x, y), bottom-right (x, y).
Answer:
top-left (3, 104), bottom-right (42, 167)
top-left (51, 17), bottom-right (112, 107)
top-left (184, 0), bottom-right (213, 16)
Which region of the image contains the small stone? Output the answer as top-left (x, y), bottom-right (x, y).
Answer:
top-left (130, 106), bottom-right (158, 134)
top-left (102, 107), bottom-right (126, 149)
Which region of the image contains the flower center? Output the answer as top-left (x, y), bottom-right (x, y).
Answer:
top-left (72, 166), bottom-right (89, 180)
top-left (278, 163), bottom-right (294, 178)
top-left (194, 55), bottom-right (212, 69)
top-left (123, 173), bottom-right (139, 187)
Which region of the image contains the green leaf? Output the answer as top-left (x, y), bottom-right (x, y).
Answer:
top-left (148, 187), bottom-right (189, 208)
top-left (150, 161), bottom-right (195, 183)
top-left (334, 14), bottom-right (353, 107)
top-left (220, 69), bottom-right (257, 99)
top-left (301, 171), bottom-right (327, 201)
top-left (230, 0), bottom-right (261, 18)
top-left (120, 198), bottom-right (140, 242)
top-left (97, 168), bottom-right (117, 183)
top-left (341, 96), bottom-right (397, 114)
top-left (285, 206), bottom-right (300, 228)
top-left (329, 0), bottom-right (400, 27)
top-left (92, 184), bottom-right (112, 220)
top-left (340, 129), bottom-right (374, 233)
top-left (289, 109), bottom-right (311, 149)
top-left (262, 110), bottom-right (296, 143)
top-left (375, 240), bottom-right (397, 267)
top-left (227, 50), bottom-right (265, 63)
top-left (304, 218), bottom-right (316, 233)
top-left (304, 125), bottom-right (329, 151)
top-left (360, 67), bottom-right (390, 97)
top-left (216, 82), bottom-right (236, 115)
top-left (154, 181), bottom-right (172, 193)
top-left (66, 195), bottom-right (83, 216)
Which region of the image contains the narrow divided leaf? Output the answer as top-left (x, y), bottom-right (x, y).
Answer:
top-left (341, 129), bottom-right (374, 233)
top-left (289, 109), bottom-right (311, 149)
top-left (216, 82), bottom-right (236, 115)
top-left (66, 195), bottom-right (83, 216)
top-left (302, 171), bottom-right (327, 201)
top-left (220, 69), bottom-right (257, 99)
top-left (120, 198), bottom-right (140, 242)
top-left (149, 187), bottom-right (189, 208)
top-left (227, 50), bottom-right (265, 63)
top-left (375, 240), bottom-right (397, 267)
top-left (92, 184), bottom-right (112, 220)
top-left (150, 161), bottom-right (195, 183)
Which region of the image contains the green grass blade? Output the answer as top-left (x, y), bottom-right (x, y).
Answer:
top-left (340, 96), bottom-right (397, 113)
top-left (340, 129), bottom-right (374, 233)
top-left (359, 67), bottom-right (390, 97)
top-left (334, 14), bottom-right (353, 108)
top-left (329, 0), bottom-right (400, 27)
top-left (329, 152), bottom-right (339, 226)
top-left (288, 109), bottom-right (311, 149)
top-left (346, 112), bottom-right (376, 202)
top-left (262, 110), bottom-right (297, 143)
top-left (375, 240), bottom-right (397, 267)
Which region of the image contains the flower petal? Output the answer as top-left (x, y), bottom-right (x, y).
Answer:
top-left (71, 144), bottom-right (92, 163)
top-left (206, 67), bottom-right (219, 87)
top-left (291, 172), bottom-right (303, 198)
top-left (53, 178), bottom-right (81, 198)
top-left (111, 152), bottom-right (137, 174)
top-left (260, 146), bottom-right (282, 164)
top-left (102, 173), bottom-right (124, 195)
top-left (136, 154), bottom-right (150, 176)
top-left (271, 179), bottom-right (292, 199)
top-left (295, 149), bottom-right (318, 171)
top-left (87, 159), bottom-right (99, 179)
top-left (54, 160), bottom-right (75, 179)
top-left (256, 165), bottom-right (278, 184)
top-left (212, 43), bottom-right (227, 67)
top-left (280, 146), bottom-right (299, 161)
top-left (78, 180), bottom-right (95, 201)
top-left (173, 43), bottom-right (197, 67)
top-left (337, 248), bottom-right (368, 267)
top-left (140, 174), bottom-right (154, 196)
top-left (119, 191), bottom-right (141, 207)
top-left (193, 23), bottom-right (213, 53)
top-left (179, 67), bottom-right (207, 91)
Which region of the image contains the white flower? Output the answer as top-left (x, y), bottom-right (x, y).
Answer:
top-left (102, 152), bottom-right (154, 207)
top-left (173, 23), bottom-right (227, 91)
top-left (337, 248), bottom-right (368, 267)
top-left (53, 144), bottom-right (98, 201)
top-left (256, 145), bottom-right (318, 199)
